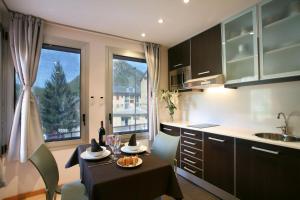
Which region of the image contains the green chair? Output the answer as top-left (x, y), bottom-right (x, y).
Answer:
top-left (29, 144), bottom-right (88, 200)
top-left (151, 131), bottom-right (180, 169)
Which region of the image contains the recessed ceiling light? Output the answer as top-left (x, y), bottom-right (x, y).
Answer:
top-left (158, 18), bottom-right (164, 24)
top-left (141, 33), bottom-right (146, 37)
top-left (183, 0), bottom-right (190, 4)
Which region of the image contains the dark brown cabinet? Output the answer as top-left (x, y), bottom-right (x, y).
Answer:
top-left (236, 139), bottom-right (300, 200)
top-left (204, 133), bottom-right (234, 194)
top-left (160, 124), bottom-right (180, 164)
top-left (191, 24), bottom-right (222, 79)
top-left (168, 40), bottom-right (190, 70)
top-left (181, 129), bottom-right (203, 179)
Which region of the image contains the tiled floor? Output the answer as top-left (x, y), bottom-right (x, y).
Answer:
top-left (25, 175), bottom-right (219, 200)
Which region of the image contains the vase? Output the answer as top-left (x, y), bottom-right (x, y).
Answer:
top-left (169, 114), bottom-right (174, 122)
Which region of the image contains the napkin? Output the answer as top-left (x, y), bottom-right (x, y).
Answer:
top-left (128, 134), bottom-right (137, 146)
top-left (91, 139), bottom-right (103, 152)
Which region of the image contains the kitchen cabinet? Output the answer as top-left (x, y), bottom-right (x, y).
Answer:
top-left (191, 24), bottom-right (222, 79)
top-left (168, 40), bottom-right (190, 70)
top-left (160, 124), bottom-right (180, 165)
top-left (222, 6), bottom-right (259, 84)
top-left (259, 0), bottom-right (300, 80)
top-left (236, 139), bottom-right (300, 200)
top-left (180, 128), bottom-right (203, 179)
top-left (204, 133), bottom-right (234, 195)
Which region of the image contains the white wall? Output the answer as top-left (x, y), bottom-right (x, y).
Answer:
top-left (177, 81), bottom-right (300, 136)
top-left (0, 22), bottom-right (169, 199)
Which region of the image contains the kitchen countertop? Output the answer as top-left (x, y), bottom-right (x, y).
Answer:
top-left (161, 121), bottom-right (300, 150)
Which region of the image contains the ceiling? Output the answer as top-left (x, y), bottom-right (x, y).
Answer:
top-left (5, 0), bottom-right (261, 47)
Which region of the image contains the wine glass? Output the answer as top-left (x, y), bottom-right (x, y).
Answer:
top-left (114, 135), bottom-right (121, 155)
top-left (106, 135), bottom-right (116, 160)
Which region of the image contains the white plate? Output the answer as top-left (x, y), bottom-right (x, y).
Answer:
top-left (121, 145), bottom-right (147, 154)
top-left (124, 142), bottom-right (140, 151)
top-left (80, 149), bottom-right (111, 160)
top-left (117, 157), bottom-right (143, 168)
top-left (86, 146), bottom-right (107, 157)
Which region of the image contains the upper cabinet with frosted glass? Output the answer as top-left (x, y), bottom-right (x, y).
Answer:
top-left (259, 0), bottom-right (300, 80)
top-left (222, 7), bottom-right (259, 84)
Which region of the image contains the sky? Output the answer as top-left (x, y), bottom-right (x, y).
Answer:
top-left (35, 48), bottom-right (80, 88)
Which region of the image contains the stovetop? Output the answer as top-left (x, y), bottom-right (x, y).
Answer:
top-left (187, 123), bottom-right (219, 129)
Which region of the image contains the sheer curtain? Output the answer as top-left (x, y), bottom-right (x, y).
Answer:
top-left (7, 12), bottom-right (44, 163)
top-left (144, 42), bottom-right (160, 141)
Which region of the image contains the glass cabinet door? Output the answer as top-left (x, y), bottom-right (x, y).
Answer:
top-left (222, 7), bottom-right (259, 84)
top-left (259, 0), bottom-right (300, 79)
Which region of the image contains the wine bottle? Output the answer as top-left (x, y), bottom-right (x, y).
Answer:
top-left (98, 121), bottom-right (105, 146)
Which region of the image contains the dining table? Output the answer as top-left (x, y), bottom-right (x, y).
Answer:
top-left (65, 144), bottom-right (183, 200)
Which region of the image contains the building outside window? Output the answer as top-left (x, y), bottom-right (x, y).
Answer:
top-left (112, 55), bottom-right (148, 134)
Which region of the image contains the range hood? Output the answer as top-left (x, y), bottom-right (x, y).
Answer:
top-left (183, 74), bottom-right (224, 89)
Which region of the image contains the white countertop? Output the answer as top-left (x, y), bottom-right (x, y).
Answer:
top-left (161, 121), bottom-right (300, 150)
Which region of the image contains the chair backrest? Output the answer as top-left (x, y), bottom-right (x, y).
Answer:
top-left (151, 131), bottom-right (180, 166)
top-left (29, 144), bottom-right (59, 200)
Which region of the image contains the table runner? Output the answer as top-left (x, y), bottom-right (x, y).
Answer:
top-left (66, 144), bottom-right (183, 200)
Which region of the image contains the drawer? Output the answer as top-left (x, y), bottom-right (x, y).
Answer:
top-left (181, 137), bottom-right (202, 150)
top-left (181, 145), bottom-right (203, 158)
top-left (181, 162), bottom-right (203, 178)
top-left (181, 153), bottom-right (203, 169)
top-left (181, 128), bottom-right (203, 140)
top-left (160, 124), bottom-right (180, 136)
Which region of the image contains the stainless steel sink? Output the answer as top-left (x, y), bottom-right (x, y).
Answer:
top-left (255, 133), bottom-right (300, 142)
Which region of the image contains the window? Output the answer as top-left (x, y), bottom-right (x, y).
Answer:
top-left (111, 55), bottom-right (148, 134)
top-left (15, 44), bottom-right (81, 142)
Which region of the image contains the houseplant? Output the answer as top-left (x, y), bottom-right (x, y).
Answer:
top-left (160, 89), bottom-right (179, 121)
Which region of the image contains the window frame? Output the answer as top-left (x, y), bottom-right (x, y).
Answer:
top-left (35, 36), bottom-right (89, 150)
top-left (106, 47), bottom-right (149, 140)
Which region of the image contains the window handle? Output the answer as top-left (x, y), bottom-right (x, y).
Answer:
top-left (82, 114), bottom-right (86, 126)
top-left (108, 113), bottom-right (112, 125)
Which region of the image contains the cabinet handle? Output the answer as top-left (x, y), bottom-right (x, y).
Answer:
top-left (183, 149), bottom-right (196, 155)
top-left (163, 127), bottom-right (172, 131)
top-left (251, 146), bottom-right (279, 155)
top-left (183, 132), bottom-right (196, 137)
top-left (184, 158), bottom-right (196, 165)
top-left (197, 71), bottom-right (210, 75)
top-left (200, 81), bottom-right (211, 85)
top-left (183, 140), bottom-right (196, 146)
top-left (173, 63), bottom-right (183, 68)
top-left (208, 137), bottom-right (225, 143)
top-left (184, 166), bottom-right (197, 174)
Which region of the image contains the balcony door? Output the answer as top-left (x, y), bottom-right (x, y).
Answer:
top-left (107, 48), bottom-right (148, 136)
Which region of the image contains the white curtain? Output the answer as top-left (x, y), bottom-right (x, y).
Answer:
top-left (7, 13), bottom-right (44, 163)
top-left (144, 42), bottom-right (160, 141)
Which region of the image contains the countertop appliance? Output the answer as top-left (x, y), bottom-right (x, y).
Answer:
top-left (169, 66), bottom-right (191, 91)
top-left (188, 123), bottom-right (219, 129)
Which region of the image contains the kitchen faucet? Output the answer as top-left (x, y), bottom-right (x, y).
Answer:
top-left (277, 112), bottom-right (289, 135)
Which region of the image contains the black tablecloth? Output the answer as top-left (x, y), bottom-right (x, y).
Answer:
top-left (66, 145), bottom-right (183, 200)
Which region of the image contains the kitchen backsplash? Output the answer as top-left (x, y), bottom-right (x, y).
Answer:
top-left (174, 81), bottom-right (300, 136)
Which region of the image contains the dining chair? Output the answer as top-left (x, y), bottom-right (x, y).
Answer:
top-left (151, 131), bottom-right (180, 169)
top-left (29, 144), bottom-right (88, 200)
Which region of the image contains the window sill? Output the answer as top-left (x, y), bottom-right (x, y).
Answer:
top-left (117, 132), bottom-right (149, 143)
top-left (46, 138), bottom-right (87, 151)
